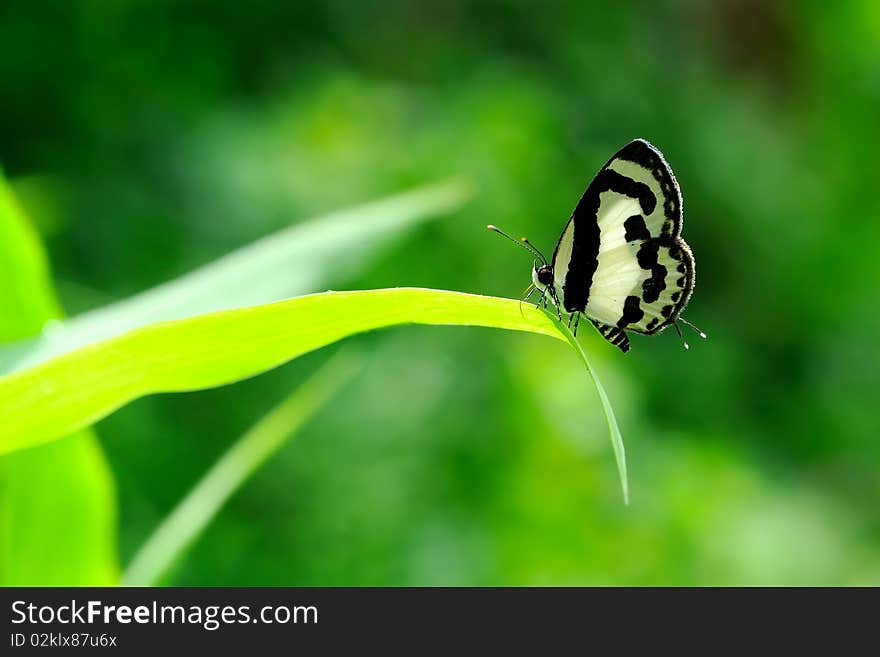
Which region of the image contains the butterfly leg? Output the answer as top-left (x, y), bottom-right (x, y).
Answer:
top-left (548, 289), bottom-right (562, 321)
top-left (519, 283), bottom-right (537, 317)
top-left (572, 312), bottom-right (581, 337)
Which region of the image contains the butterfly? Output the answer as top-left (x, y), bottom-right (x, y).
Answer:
top-left (490, 138), bottom-right (704, 352)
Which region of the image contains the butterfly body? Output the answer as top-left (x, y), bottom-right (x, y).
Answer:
top-left (493, 138), bottom-right (700, 353)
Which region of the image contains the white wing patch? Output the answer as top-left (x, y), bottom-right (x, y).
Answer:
top-left (552, 219), bottom-right (575, 295)
top-left (586, 237), bottom-right (694, 334)
top-left (584, 243), bottom-right (642, 325)
top-left (607, 158), bottom-right (679, 238)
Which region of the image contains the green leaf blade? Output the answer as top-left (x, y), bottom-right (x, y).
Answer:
top-left (0, 289), bottom-right (561, 454)
top-left (0, 287), bottom-right (628, 501)
top-left (0, 169), bottom-right (119, 585)
top-left (555, 320), bottom-right (629, 504)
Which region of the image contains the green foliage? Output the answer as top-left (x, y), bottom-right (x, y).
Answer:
top-left (2, 0), bottom-right (879, 585)
top-left (0, 171), bottom-right (117, 585)
top-left (0, 174), bottom-right (479, 586)
top-left (0, 180), bottom-right (470, 375)
top-left (0, 172), bottom-right (628, 586)
top-left (0, 289), bottom-right (626, 501)
top-left (123, 349), bottom-right (363, 586)
top-left (555, 321), bottom-right (628, 504)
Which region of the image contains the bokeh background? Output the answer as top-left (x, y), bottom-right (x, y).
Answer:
top-left (2, 0), bottom-right (879, 585)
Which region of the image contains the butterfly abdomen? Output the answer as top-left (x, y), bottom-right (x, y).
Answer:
top-left (591, 320), bottom-right (631, 353)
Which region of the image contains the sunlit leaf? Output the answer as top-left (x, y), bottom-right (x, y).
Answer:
top-left (0, 170), bottom-right (118, 585)
top-left (0, 287), bottom-right (628, 500)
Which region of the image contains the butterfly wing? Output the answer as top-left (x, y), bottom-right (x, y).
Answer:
top-left (552, 139), bottom-right (695, 344)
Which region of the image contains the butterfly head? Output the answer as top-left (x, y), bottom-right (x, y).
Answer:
top-left (532, 262), bottom-right (554, 291)
top-left (487, 224), bottom-right (559, 308)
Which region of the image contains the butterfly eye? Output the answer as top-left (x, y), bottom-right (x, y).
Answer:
top-left (537, 266), bottom-right (554, 287)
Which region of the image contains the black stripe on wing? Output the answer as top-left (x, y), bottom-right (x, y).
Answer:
top-left (624, 236), bottom-right (696, 335)
top-left (552, 138), bottom-right (683, 314)
top-left (556, 167), bottom-right (656, 312)
top-left (612, 139), bottom-right (683, 239)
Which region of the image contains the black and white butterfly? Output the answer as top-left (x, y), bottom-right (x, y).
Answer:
top-left (490, 138), bottom-right (704, 353)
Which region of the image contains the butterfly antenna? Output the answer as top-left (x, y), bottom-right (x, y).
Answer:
top-left (487, 225), bottom-right (547, 265)
top-left (520, 237), bottom-right (549, 266)
top-left (519, 283), bottom-right (536, 317)
top-left (673, 322), bottom-right (690, 350)
top-left (680, 317), bottom-right (707, 339)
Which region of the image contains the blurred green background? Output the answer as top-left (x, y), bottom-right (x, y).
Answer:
top-left (2, 0), bottom-right (879, 585)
